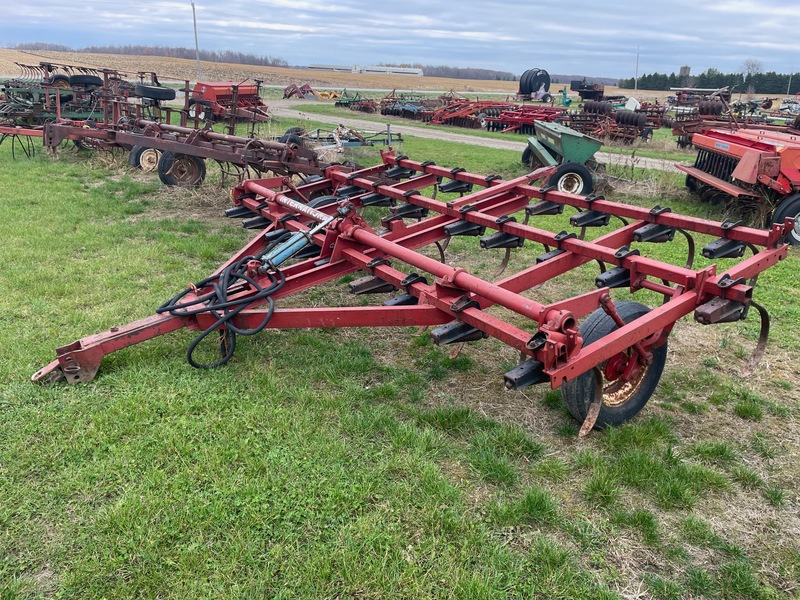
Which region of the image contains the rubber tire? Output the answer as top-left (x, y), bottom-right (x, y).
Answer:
top-left (283, 127), bottom-right (306, 136)
top-left (128, 146), bottom-right (162, 172)
top-left (157, 152), bottom-right (206, 186)
top-left (279, 133), bottom-right (305, 147)
top-left (561, 301), bottom-right (668, 429)
top-left (771, 193), bottom-right (800, 245)
top-left (685, 174), bottom-right (699, 193)
top-left (48, 74), bottom-right (70, 89)
top-left (548, 162), bottom-right (593, 196)
top-left (68, 74), bottom-right (103, 88)
top-left (521, 147), bottom-right (533, 166)
top-left (135, 84), bottom-right (176, 101)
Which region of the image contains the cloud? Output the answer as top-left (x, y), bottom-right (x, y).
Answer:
top-left (2, 0), bottom-right (797, 77)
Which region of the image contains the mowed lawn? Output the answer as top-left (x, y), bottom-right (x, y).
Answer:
top-left (0, 127), bottom-right (798, 599)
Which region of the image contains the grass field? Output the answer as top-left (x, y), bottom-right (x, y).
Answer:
top-left (0, 121), bottom-right (798, 598)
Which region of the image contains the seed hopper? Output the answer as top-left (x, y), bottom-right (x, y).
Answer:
top-left (33, 150), bottom-right (792, 434)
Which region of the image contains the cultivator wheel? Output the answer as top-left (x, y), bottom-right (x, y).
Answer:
top-left (561, 302), bottom-right (668, 430)
top-left (129, 145), bottom-right (162, 172)
top-left (157, 152), bottom-right (206, 186)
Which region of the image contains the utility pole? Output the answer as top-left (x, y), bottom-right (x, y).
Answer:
top-left (191, 1), bottom-right (201, 82)
top-left (788, 70), bottom-right (793, 96)
top-left (634, 46), bottom-right (640, 91)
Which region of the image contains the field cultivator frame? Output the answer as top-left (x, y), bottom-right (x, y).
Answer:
top-left (33, 150), bottom-right (791, 433)
top-left (43, 118), bottom-right (324, 180)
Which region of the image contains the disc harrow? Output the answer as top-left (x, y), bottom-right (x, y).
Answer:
top-left (32, 150), bottom-right (791, 433)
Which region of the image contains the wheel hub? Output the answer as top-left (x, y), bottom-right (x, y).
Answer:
top-left (557, 173), bottom-right (584, 195)
top-left (139, 148), bottom-right (160, 172)
top-left (600, 350), bottom-right (649, 408)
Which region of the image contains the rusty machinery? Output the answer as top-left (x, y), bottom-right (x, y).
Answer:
top-left (0, 63), bottom-right (323, 187)
top-left (43, 117), bottom-right (324, 185)
top-left (188, 80), bottom-right (269, 123)
top-left (678, 127), bottom-right (800, 244)
top-left (33, 150), bottom-right (791, 434)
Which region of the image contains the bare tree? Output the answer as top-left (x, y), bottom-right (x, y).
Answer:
top-left (742, 58), bottom-right (763, 96)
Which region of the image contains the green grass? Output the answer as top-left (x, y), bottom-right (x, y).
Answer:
top-left (0, 128), bottom-right (797, 598)
top-left (293, 102), bottom-right (698, 161)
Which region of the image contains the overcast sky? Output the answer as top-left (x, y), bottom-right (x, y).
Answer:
top-left (1, 0), bottom-right (797, 78)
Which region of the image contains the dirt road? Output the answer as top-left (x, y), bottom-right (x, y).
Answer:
top-left (271, 102), bottom-right (681, 173)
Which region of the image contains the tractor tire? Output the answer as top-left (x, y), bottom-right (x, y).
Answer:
top-left (48, 74), bottom-right (71, 89)
top-left (68, 74), bottom-right (103, 88)
top-left (128, 146), bottom-right (162, 172)
top-left (548, 162), bottom-right (593, 196)
top-left (157, 152), bottom-right (206, 186)
top-left (135, 84), bottom-right (176, 101)
top-left (561, 301), bottom-right (668, 429)
top-left (771, 193), bottom-right (800, 245)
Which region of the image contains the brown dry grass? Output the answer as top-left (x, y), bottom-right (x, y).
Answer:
top-left (1, 48), bottom-right (691, 103)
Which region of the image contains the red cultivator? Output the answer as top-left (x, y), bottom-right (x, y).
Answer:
top-left (33, 151), bottom-right (791, 433)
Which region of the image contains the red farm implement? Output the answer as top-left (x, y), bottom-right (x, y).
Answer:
top-left (484, 105), bottom-right (566, 134)
top-left (427, 100), bottom-right (519, 128)
top-left (188, 81), bottom-right (269, 123)
top-left (677, 127), bottom-right (800, 244)
top-left (33, 150), bottom-right (791, 434)
top-left (283, 83), bottom-right (318, 100)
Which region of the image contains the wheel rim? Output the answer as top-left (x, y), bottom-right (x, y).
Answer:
top-left (52, 79), bottom-right (70, 90)
top-left (600, 349), bottom-right (650, 408)
top-left (171, 156), bottom-right (200, 184)
top-left (790, 214), bottom-right (800, 244)
top-left (139, 148), bottom-right (161, 172)
top-left (556, 172), bottom-right (585, 194)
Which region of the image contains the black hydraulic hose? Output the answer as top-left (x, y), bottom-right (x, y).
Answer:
top-left (156, 254), bottom-right (285, 369)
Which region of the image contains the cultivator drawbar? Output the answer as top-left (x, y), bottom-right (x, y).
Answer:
top-left (33, 151), bottom-right (791, 432)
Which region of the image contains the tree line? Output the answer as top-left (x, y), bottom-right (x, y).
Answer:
top-left (379, 63), bottom-right (517, 81)
top-left (618, 68), bottom-right (800, 95)
top-left (12, 43), bottom-right (288, 68)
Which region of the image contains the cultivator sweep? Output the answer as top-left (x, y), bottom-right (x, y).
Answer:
top-left (33, 150), bottom-right (791, 432)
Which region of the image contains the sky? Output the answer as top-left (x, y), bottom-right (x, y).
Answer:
top-left (1, 0), bottom-right (797, 79)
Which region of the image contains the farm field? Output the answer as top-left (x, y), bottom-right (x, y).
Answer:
top-left (0, 48), bottom-right (680, 102)
top-left (0, 113), bottom-right (799, 599)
